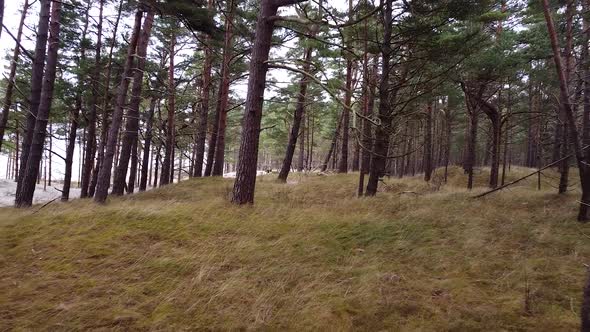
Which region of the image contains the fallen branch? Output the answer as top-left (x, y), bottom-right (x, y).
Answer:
top-left (31, 197), bottom-right (59, 214)
top-left (399, 191), bottom-right (421, 195)
top-left (473, 146), bottom-right (590, 198)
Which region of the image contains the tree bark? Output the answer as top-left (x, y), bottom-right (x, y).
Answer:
top-left (365, 0), bottom-right (393, 196)
top-left (541, 0), bottom-right (590, 221)
top-left (89, 0), bottom-right (124, 198)
top-left (464, 92), bottom-right (479, 190)
top-left (94, 9), bottom-right (143, 203)
top-left (298, 117), bottom-right (305, 172)
top-left (112, 10), bottom-right (154, 195)
top-left (62, 3), bottom-right (90, 202)
top-left (231, 0), bottom-right (307, 204)
top-left (81, 0), bottom-right (104, 198)
top-left (338, 0), bottom-right (355, 174)
top-left (338, 59), bottom-right (353, 173)
top-left (357, 56), bottom-right (373, 196)
top-left (15, 0), bottom-right (62, 207)
top-left (62, 111), bottom-right (79, 201)
top-left (127, 138), bottom-right (139, 194)
top-left (443, 105), bottom-right (452, 182)
top-left (277, 46), bottom-right (313, 182)
top-left (212, 0), bottom-right (236, 176)
top-left (424, 102), bottom-right (433, 182)
top-left (15, 0), bottom-right (50, 201)
top-left (139, 97), bottom-right (157, 191)
top-left (160, 28), bottom-right (176, 186)
top-left (204, 99), bottom-right (220, 177)
top-left (322, 111), bottom-right (344, 172)
top-left (193, 0), bottom-right (214, 178)
top-left (578, 0), bottom-right (590, 221)
top-left (463, 82), bottom-right (500, 188)
top-left (582, 0), bottom-right (590, 152)
top-left (557, 0), bottom-right (575, 194)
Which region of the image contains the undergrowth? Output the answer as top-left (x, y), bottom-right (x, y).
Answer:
top-left (0, 166), bottom-right (589, 331)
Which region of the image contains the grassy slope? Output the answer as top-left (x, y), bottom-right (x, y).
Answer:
top-left (1, 167), bottom-right (589, 331)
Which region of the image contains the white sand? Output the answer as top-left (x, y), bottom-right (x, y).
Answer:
top-left (0, 179), bottom-right (81, 207)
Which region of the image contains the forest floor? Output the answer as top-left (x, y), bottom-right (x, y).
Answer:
top-left (1, 166), bottom-right (589, 331)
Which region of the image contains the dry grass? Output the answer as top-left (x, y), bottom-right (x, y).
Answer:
top-left (1, 166), bottom-right (589, 331)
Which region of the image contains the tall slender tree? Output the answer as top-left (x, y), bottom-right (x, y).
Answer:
top-left (338, 0), bottom-right (355, 174)
top-left (81, 0), bottom-right (104, 198)
top-left (94, 9), bottom-right (143, 203)
top-left (62, 2), bottom-right (91, 201)
top-left (16, 0), bottom-right (62, 207)
top-left (540, 0), bottom-right (590, 221)
top-left (231, 0), bottom-right (307, 204)
top-left (159, 26), bottom-right (176, 186)
top-left (212, 0), bottom-right (236, 176)
top-left (89, 0), bottom-right (124, 197)
top-left (193, 0), bottom-right (214, 177)
top-left (15, 0), bottom-right (51, 201)
top-left (365, 0), bottom-right (393, 196)
top-left (139, 97), bottom-right (158, 190)
top-left (112, 9), bottom-right (155, 195)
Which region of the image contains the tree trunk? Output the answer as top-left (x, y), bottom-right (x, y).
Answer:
top-left (338, 0), bottom-right (355, 173)
top-left (112, 10), bottom-right (154, 195)
top-left (0, 0), bottom-right (29, 152)
top-left (582, 0), bottom-right (590, 151)
top-left (15, 0), bottom-right (61, 207)
top-left (526, 82), bottom-right (537, 167)
top-left (211, 0), bottom-right (236, 177)
top-left (444, 106), bottom-right (452, 182)
top-left (94, 9), bottom-right (142, 203)
top-left (62, 111), bottom-right (79, 201)
top-left (48, 122), bottom-right (52, 186)
top-left (277, 46), bottom-right (313, 182)
top-left (15, 0), bottom-right (50, 201)
top-left (204, 100), bottom-right (220, 177)
top-left (463, 82), bottom-right (500, 188)
top-left (365, 0), bottom-right (393, 196)
top-left (541, 0), bottom-right (590, 221)
top-left (89, 0), bottom-right (123, 198)
top-left (160, 29), bottom-right (176, 186)
top-left (465, 93), bottom-right (479, 190)
top-left (489, 115), bottom-right (500, 188)
top-left (322, 111), bottom-right (344, 172)
top-left (361, 56), bottom-right (377, 176)
top-left (298, 118), bottom-right (305, 172)
top-left (169, 140), bottom-right (175, 184)
top-left (557, 0), bottom-right (575, 194)
top-left (63, 3), bottom-right (90, 201)
top-left (81, 0), bottom-right (104, 198)
top-left (424, 102), bottom-right (433, 182)
top-left (338, 59), bottom-right (353, 173)
top-left (193, 0), bottom-right (214, 178)
top-left (139, 97), bottom-right (157, 191)
top-left (231, 0), bottom-right (306, 204)
top-left (578, 0), bottom-right (590, 220)
top-left (127, 138), bottom-right (139, 194)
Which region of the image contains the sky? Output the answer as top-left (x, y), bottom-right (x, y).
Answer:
top-left (0, 0), bottom-right (349, 181)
